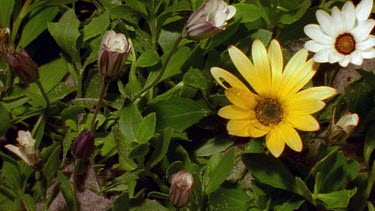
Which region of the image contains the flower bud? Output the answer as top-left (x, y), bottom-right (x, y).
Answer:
top-left (169, 171), bottom-right (194, 207)
top-left (6, 48), bottom-right (39, 84)
top-left (98, 30), bottom-right (132, 81)
top-left (184, 0), bottom-right (236, 40)
top-left (5, 130), bottom-right (41, 167)
top-left (329, 113), bottom-right (359, 143)
top-left (72, 130), bottom-right (94, 160)
top-left (0, 26), bottom-right (14, 57)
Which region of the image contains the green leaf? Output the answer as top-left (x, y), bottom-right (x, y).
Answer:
top-left (42, 144), bottom-right (61, 185)
top-left (2, 162), bottom-right (21, 196)
top-left (82, 11), bottom-right (110, 41)
top-left (344, 76), bottom-right (374, 118)
top-left (0, 0), bottom-right (14, 27)
top-left (209, 184), bottom-right (251, 211)
top-left (110, 5), bottom-right (140, 25)
top-left (147, 128), bottom-right (173, 168)
top-left (126, 0), bottom-right (149, 19)
top-left (136, 50), bottom-right (160, 67)
top-left (23, 194), bottom-right (35, 211)
top-left (148, 96), bottom-right (212, 132)
top-left (274, 198), bottom-right (305, 211)
top-left (234, 3), bottom-right (266, 23)
top-left (0, 103), bottom-right (11, 136)
top-left (144, 46), bottom-right (191, 87)
top-left (279, 0), bottom-right (310, 24)
top-left (183, 68), bottom-right (209, 90)
top-left (112, 127), bottom-right (137, 171)
top-left (242, 153), bottom-right (298, 194)
top-left (129, 199), bottom-right (168, 211)
top-left (309, 149), bottom-right (361, 193)
top-left (57, 171), bottom-right (78, 211)
top-left (119, 103), bottom-right (142, 143)
top-left (135, 113), bottom-right (156, 143)
top-left (204, 147), bottom-right (235, 194)
top-left (113, 192), bottom-right (130, 211)
top-left (129, 143), bottom-right (150, 160)
top-left (365, 123), bottom-right (375, 167)
top-left (160, 0), bottom-right (190, 15)
top-left (19, 7), bottom-right (59, 48)
top-left (48, 9), bottom-right (81, 62)
top-left (195, 137), bottom-right (233, 157)
top-left (315, 188), bottom-right (357, 209)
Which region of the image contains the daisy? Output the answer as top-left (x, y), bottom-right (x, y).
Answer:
top-left (304, 0), bottom-right (375, 67)
top-left (211, 40), bottom-right (336, 157)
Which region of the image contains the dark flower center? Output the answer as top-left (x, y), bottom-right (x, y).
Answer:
top-left (335, 33), bottom-right (356, 55)
top-left (255, 98), bottom-right (283, 126)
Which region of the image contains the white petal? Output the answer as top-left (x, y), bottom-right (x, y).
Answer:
top-left (226, 6), bottom-right (236, 20)
top-left (338, 56), bottom-right (351, 67)
top-left (356, 0), bottom-right (373, 22)
top-left (304, 24), bottom-right (334, 44)
top-left (313, 48), bottom-right (334, 62)
top-left (331, 7), bottom-right (346, 34)
top-left (350, 51), bottom-right (364, 65)
top-left (360, 48), bottom-right (375, 59)
top-left (352, 19), bottom-right (375, 42)
top-left (304, 40), bottom-right (329, 52)
top-left (356, 36), bottom-right (375, 50)
top-left (341, 1), bottom-right (356, 31)
top-left (316, 10), bottom-right (335, 36)
top-left (328, 51), bottom-right (343, 63)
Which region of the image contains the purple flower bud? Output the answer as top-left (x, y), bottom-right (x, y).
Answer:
top-left (0, 26), bottom-right (14, 57)
top-left (6, 48), bottom-right (39, 84)
top-left (169, 171), bottom-right (194, 207)
top-left (98, 30), bottom-right (132, 81)
top-left (185, 0), bottom-right (236, 40)
top-left (72, 130), bottom-right (94, 160)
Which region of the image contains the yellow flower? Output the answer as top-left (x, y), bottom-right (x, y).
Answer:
top-left (211, 40), bottom-right (337, 157)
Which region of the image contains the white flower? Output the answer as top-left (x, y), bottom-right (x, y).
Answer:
top-left (98, 30), bottom-right (132, 80)
top-left (304, 0), bottom-right (375, 67)
top-left (329, 113), bottom-right (359, 143)
top-left (185, 0), bottom-right (236, 40)
top-left (5, 130), bottom-right (41, 167)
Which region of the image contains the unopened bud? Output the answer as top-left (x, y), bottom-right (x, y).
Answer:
top-left (329, 113), bottom-right (359, 143)
top-left (0, 26), bottom-right (14, 57)
top-left (6, 48), bottom-right (39, 84)
top-left (72, 130), bottom-right (94, 160)
top-left (169, 171), bottom-right (194, 207)
top-left (184, 0), bottom-right (236, 40)
top-left (98, 30), bottom-right (131, 81)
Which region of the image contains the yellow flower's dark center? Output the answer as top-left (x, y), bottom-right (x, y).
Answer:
top-left (335, 33), bottom-right (355, 55)
top-left (255, 98), bottom-right (283, 126)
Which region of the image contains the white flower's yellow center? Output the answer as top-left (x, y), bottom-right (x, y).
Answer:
top-left (335, 33), bottom-right (356, 55)
top-left (255, 98), bottom-right (283, 126)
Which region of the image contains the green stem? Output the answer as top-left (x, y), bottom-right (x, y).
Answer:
top-left (35, 79), bottom-right (50, 110)
top-left (132, 35), bottom-right (183, 101)
top-left (76, 62), bottom-right (84, 98)
top-left (72, 158), bottom-right (82, 196)
top-left (90, 79), bottom-right (109, 132)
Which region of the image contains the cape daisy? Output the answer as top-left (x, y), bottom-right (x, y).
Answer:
top-left (211, 40), bottom-right (336, 157)
top-left (304, 0), bottom-right (375, 67)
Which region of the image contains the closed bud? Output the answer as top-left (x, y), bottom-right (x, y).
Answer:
top-left (98, 30), bottom-right (131, 81)
top-left (0, 26), bottom-right (14, 57)
top-left (169, 171), bottom-right (194, 208)
top-left (72, 130), bottom-right (94, 160)
top-left (329, 113), bottom-right (359, 143)
top-left (6, 48), bottom-right (39, 84)
top-left (5, 130), bottom-right (41, 167)
top-left (184, 0), bottom-right (236, 40)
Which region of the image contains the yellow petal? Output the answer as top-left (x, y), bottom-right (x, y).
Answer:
top-left (294, 86), bottom-right (337, 101)
top-left (227, 119), bottom-right (252, 137)
top-left (211, 67), bottom-right (249, 90)
top-left (268, 40), bottom-right (283, 94)
top-left (218, 105), bottom-right (254, 119)
top-left (284, 98), bottom-right (326, 114)
top-left (265, 126), bottom-right (285, 157)
top-left (284, 114), bottom-right (320, 131)
top-left (248, 121), bottom-right (269, 137)
top-left (279, 124), bottom-right (303, 152)
top-left (252, 40), bottom-right (271, 95)
top-left (280, 59), bottom-right (318, 99)
top-left (225, 88), bottom-right (258, 109)
top-left (228, 46), bottom-right (264, 94)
